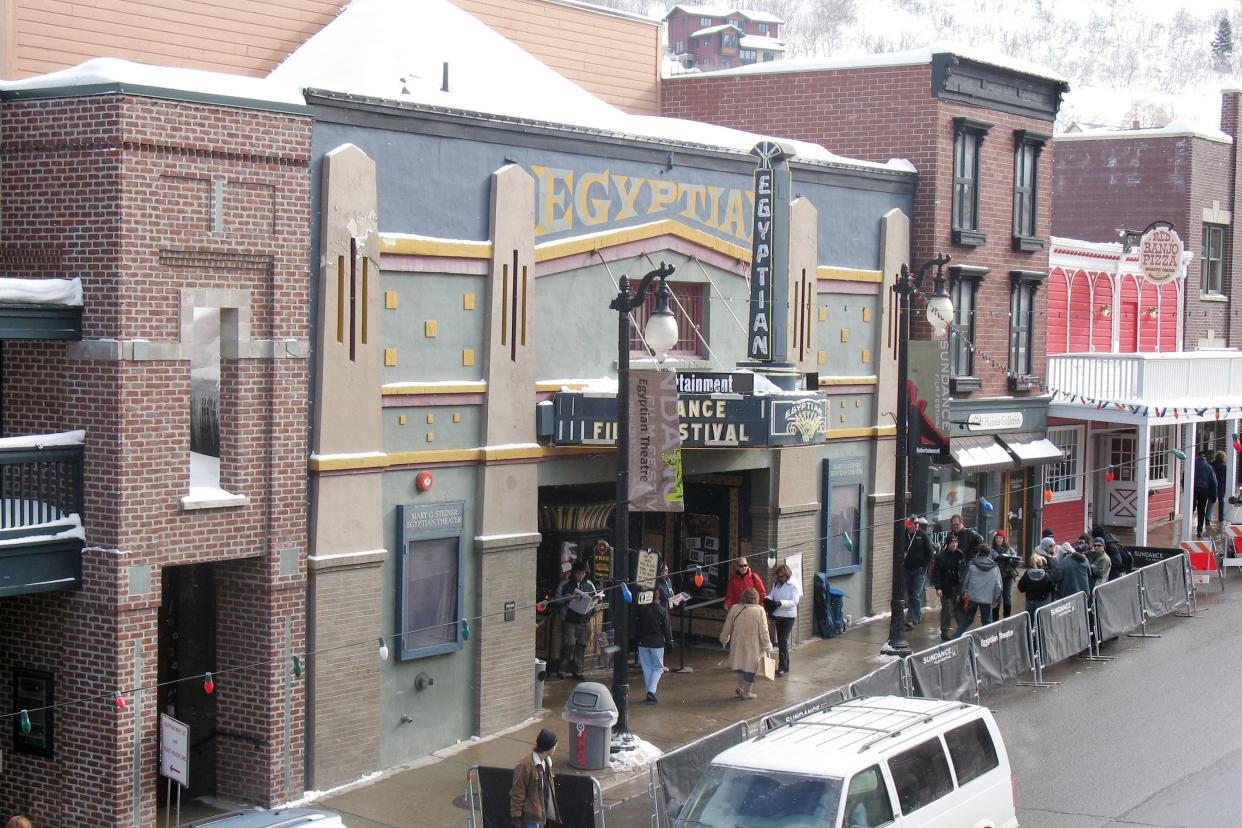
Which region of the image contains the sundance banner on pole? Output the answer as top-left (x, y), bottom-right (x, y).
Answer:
top-left (629, 370), bottom-right (683, 512)
top-left (1093, 571), bottom-right (1144, 640)
top-left (907, 638), bottom-right (975, 702)
top-left (968, 614), bottom-right (1033, 691)
top-left (1035, 592), bottom-right (1090, 668)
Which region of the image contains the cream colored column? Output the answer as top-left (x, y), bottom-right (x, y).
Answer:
top-left (307, 143), bottom-right (384, 786)
top-left (788, 196), bottom-right (819, 376)
top-left (771, 445), bottom-right (820, 642)
top-left (475, 164), bottom-right (542, 735)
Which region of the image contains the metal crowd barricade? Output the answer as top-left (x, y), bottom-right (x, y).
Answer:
top-left (759, 686), bottom-right (848, 734)
top-left (1093, 571), bottom-right (1144, 644)
top-left (1032, 592), bottom-right (1091, 680)
top-left (466, 764), bottom-right (609, 828)
top-left (965, 613), bottom-right (1036, 693)
top-left (1183, 540), bottom-right (1222, 596)
top-left (649, 720), bottom-right (749, 828)
top-left (905, 637), bottom-right (977, 703)
top-left (847, 657), bottom-right (908, 699)
top-left (1138, 553), bottom-right (1190, 621)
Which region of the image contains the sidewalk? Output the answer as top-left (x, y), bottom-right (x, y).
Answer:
top-left (315, 612), bottom-right (949, 827)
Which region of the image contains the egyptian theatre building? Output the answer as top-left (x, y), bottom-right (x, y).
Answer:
top-left (290, 0), bottom-right (916, 785)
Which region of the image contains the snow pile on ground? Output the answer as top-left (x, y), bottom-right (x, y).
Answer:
top-left (610, 734), bottom-right (664, 771)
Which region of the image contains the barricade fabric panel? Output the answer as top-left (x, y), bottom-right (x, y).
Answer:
top-left (847, 659), bottom-right (905, 698)
top-left (906, 637), bottom-right (975, 701)
top-left (968, 614), bottom-right (1033, 691)
top-left (655, 721), bottom-right (749, 824)
top-left (476, 766), bottom-right (597, 828)
top-left (476, 766), bottom-right (516, 828)
top-left (1141, 555), bottom-right (1187, 618)
top-left (1093, 572), bottom-right (1144, 640)
top-left (761, 687), bottom-right (847, 733)
top-left (1035, 592), bottom-right (1090, 668)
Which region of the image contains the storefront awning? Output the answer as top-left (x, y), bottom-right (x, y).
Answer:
top-left (998, 432), bottom-right (1062, 466)
top-left (949, 435), bottom-right (1016, 474)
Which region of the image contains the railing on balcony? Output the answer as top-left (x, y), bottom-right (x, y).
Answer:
top-left (0, 441), bottom-right (85, 597)
top-left (1047, 351), bottom-right (1242, 407)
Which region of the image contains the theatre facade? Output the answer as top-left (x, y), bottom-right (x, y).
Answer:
top-left (302, 90), bottom-right (916, 784)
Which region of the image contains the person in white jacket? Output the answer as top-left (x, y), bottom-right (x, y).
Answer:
top-left (766, 563), bottom-right (802, 677)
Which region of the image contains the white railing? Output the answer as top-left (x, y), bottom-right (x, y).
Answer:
top-left (1047, 351), bottom-right (1242, 405)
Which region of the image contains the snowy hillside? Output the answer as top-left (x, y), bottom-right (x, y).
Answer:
top-left (604, 0), bottom-right (1242, 131)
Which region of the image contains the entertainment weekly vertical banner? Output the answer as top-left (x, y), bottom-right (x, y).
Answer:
top-left (907, 340), bottom-right (951, 455)
top-left (629, 370), bottom-right (684, 512)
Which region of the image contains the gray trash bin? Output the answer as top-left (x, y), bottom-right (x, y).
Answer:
top-left (561, 681), bottom-right (618, 770)
top-left (534, 658), bottom-right (547, 710)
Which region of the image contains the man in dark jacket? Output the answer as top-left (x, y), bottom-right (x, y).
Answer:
top-left (1195, 451), bottom-right (1219, 538)
top-left (948, 514), bottom-right (986, 560)
top-left (931, 536), bottom-right (965, 640)
top-left (1056, 542), bottom-right (1092, 599)
top-left (556, 561), bottom-right (597, 680)
top-left (903, 517), bottom-right (935, 630)
top-left (1212, 450), bottom-right (1229, 525)
top-left (954, 552), bottom-right (1002, 637)
top-left (510, 728), bottom-right (560, 828)
top-left (636, 589), bottom-right (673, 703)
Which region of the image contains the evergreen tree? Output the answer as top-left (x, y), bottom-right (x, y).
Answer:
top-left (1212, 14), bottom-right (1233, 74)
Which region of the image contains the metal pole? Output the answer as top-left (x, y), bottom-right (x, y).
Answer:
top-left (613, 273), bottom-right (632, 735)
top-left (883, 267), bottom-right (913, 657)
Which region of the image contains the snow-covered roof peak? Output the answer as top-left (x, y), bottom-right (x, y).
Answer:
top-left (1055, 118), bottom-right (1232, 144)
top-left (665, 5), bottom-right (783, 24)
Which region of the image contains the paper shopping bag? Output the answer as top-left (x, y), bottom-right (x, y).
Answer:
top-left (759, 654), bottom-right (776, 681)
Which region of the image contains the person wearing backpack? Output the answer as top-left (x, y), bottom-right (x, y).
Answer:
top-left (1018, 554), bottom-right (1057, 619)
top-left (1091, 524), bottom-right (1131, 578)
top-left (1194, 450), bottom-right (1219, 539)
top-left (931, 536), bottom-right (965, 640)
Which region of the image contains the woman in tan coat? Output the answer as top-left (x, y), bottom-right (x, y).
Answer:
top-left (719, 587), bottom-right (772, 700)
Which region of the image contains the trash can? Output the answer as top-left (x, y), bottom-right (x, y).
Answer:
top-left (827, 587), bottom-right (847, 638)
top-left (561, 681), bottom-right (618, 770)
top-left (533, 659), bottom-right (547, 711)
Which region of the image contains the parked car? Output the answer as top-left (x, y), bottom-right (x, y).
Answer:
top-left (184, 808), bottom-right (346, 827)
top-left (674, 695), bottom-right (1016, 828)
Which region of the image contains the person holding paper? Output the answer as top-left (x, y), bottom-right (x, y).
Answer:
top-left (765, 563), bottom-right (801, 677)
top-left (556, 560), bottom-right (597, 680)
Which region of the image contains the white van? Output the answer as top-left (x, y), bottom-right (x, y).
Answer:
top-left (674, 695), bottom-right (1017, 828)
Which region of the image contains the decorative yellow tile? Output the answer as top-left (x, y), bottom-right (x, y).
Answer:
top-left (463, 292), bottom-right (476, 310)
top-left (398, 415), bottom-right (407, 425)
top-left (862, 307), bottom-right (872, 322)
top-left (384, 348), bottom-right (397, 366)
top-left (817, 351), bottom-right (826, 365)
top-left (426, 414), bottom-right (435, 424)
top-left (453, 413), bottom-right (462, 423)
top-left (462, 348), bottom-right (475, 366)
top-left (862, 349), bottom-right (871, 364)
top-left (840, 414), bottom-right (846, 423)
top-left (385, 291), bottom-right (398, 309)
top-left (818, 307), bottom-right (828, 321)
top-left (840, 329), bottom-right (849, 342)
top-left (840, 400), bottom-right (847, 408)
top-left (425, 320), bottom-right (438, 337)
top-left (854, 399), bottom-right (860, 408)
top-left (426, 433), bottom-right (435, 442)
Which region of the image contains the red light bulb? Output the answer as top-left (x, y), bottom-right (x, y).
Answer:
top-left (1104, 470), bottom-right (1115, 483)
top-left (1043, 489), bottom-right (1053, 503)
top-left (1234, 440), bottom-right (1241, 453)
top-left (203, 672), bottom-right (215, 695)
top-left (114, 692), bottom-right (126, 709)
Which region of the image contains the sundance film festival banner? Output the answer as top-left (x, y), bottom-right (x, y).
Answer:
top-left (1034, 592), bottom-right (1090, 668)
top-left (907, 340), bottom-right (951, 455)
top-left (629, 370), bottom-right (684, 512)
top-left (848, 658), bottom-right (905, 699)
top-left (969, 614), bottom-right (1033, 691)
top-left (907, 638), bottom-right (975, 702)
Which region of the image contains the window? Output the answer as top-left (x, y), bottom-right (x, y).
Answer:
top-left (397, 502), bottom-right (466, 660)
top-left (944, 719), bottom-right (1000, 786)
top-left (1203, 223), bottom-right (1226, 294)
top-left (822, 457), bottom-right (865, 574)
top-left (1012, 131), bottom-right (1047, 251)
top-left (674, 40), bottom-right (684, 53)
top-left (699, 15), bottom-right (713, 25)
top-left (740, 49), bottom-right (757, 61)
top-left (1149, 426), bottom-right (1171, 484)
top-left (681, 766), bottom-right (843, 827)
top-left (948, 265), bottom-right (986, 390)
top-left (629, 281), bottom-right (706, 357)
top-left (190, 307), bottom-right (222, 490)
top-left (758, 22), bottom-right (770, 34)
top-left (1009, 270), bottom-right (1044, 389)
top-left (888, 738), bottom-right (954, 815)
top-left (843, 765), bottom-right (895, 828)
top-left (1046, 425), bottom-right (1083, 501)
top-left (952, 118), bottom-right (992, 246)
top-left (722, 33), bottom-right (737, 48)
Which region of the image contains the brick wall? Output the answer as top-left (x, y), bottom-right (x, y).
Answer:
top-left (0, 93), bottom-right (310, 825)
top-left (475, 542), bottom-right (538, 735)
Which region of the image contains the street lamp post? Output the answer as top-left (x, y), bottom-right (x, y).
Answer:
top-left (610, 262), bottom-right (677, 735)
top-left (883, 253), bottom-right (952, 657)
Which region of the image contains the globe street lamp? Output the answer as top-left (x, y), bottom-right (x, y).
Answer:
top-left (610, 262), bottom-right (676, 733)
top-left (883, 253), bottom-right (952, 657)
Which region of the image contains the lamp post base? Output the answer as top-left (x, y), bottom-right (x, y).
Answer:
top-left (880, 640), bottom-right (913, 658)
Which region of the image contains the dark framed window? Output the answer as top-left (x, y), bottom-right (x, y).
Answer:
top-left (699, 15), bottom-right (713, 25)
top-left (822, 456), bottom-right (866, 575)
top-left (948, 265), bottom-right (986, 392)
top-left (1203, 223), bottom-right (1226, 294)
top-left (630, 281), bottom-right (706, 357)
top-left (740, 49), bottom-right (756, 61)
top-left (952, 117), bottom-right (992, 246)
top-left (889, 738), bottom-right (955, 815)
top-left (722, 33), bottom-right (737, 48)
top-left (843, 765), bottom-right (895, 827)
top-left (13, 668), bottom-right (54, 756)
top-left (758, 22), bottom-right (770, 34)
top-left (944, 719), bottom-right (1000, 786)
top-left (397, 502), bottom-right (466, 660)
top-left (1012, 131), bottom-right (1048, 251)
top-left (1009, 270), bottom-right (1044, 389)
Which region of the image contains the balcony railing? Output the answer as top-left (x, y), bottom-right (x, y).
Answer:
top-left (1047, 351), bottom-right (1242, 408)
top-left (0, 441), bottom-right (85, 597)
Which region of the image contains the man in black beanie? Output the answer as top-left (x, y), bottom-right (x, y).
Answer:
top-left (510, 728), bottom-right (560, 827)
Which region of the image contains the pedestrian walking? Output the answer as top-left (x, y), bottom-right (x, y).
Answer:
top-left (1087, 537), bottom-right (1112, 592)
top-left (1056, 541), bottom-right (1092, 599)
top-left (719, 587), bottom-right (772, 701)
top-left (1213, 450), bottom-right (1229, 525)
top-left (1194, 450), bottom-right (1219, 538)
top-left (901, 517), bottom-right (934, 629)
top-left (930, 536), bottom-right (966, 640)
top-left (989, 530), bottom-right (1019, 619)
top-left (765, 563), bottom-right (802, 676)
top-left (509, 728), bottom-right (560, 828)
top-left (555, 560), bottom-right (597, 680)
top-left (635, 589), bottom-right (672, 703)
top-left (1018, 554), bottom-right (1056, 619)
top-left (724, 557), bottom-right (766, 608)
top-left (955, 549), bottom-right (1002, 637)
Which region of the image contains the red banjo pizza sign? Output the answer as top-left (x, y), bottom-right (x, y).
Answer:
top-left (1137, 227), bottom-right (1183, 285)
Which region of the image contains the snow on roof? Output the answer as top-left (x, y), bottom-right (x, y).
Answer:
top-left (692, 23), bottom-right (742, 36)
top-left (0, 277), bottom-right (83, 306)
top-left (1054, 118), bottom-right (1232, 144)
top-left (740, 35), bottom-right (785, 51)
top-left (272, 0), bottom-right (911, 174)
top-left (0, 56), bottom-right (304, 108)
top-left (665, 5), bottom-right (783, 24)
top-left (669, 41), bottom-right (1065, 84)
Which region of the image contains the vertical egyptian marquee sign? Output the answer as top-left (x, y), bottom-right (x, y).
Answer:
top-left (628, 371), bottom-right (684, 512)
top-left (747, 141), bottom-right (792, 362)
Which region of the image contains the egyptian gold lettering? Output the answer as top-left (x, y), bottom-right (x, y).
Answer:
top-left (532, 165), bottom-right (574, 235)
top-left (612, 175), bottom-right (645, 220)
top-left (576, 170), bottom-right (611, 226)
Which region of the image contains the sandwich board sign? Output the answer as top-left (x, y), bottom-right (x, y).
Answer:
top-left (160, 713), bottom-right (190, 787)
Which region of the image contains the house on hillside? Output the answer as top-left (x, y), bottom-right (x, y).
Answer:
top-left (664, 5), bottom-right (785, 71)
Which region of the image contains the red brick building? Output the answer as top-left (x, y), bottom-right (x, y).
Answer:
top-left (664, 5), bottom-right (784, 72)
top-left (0, 78), bottom-right (310, 825)
top-left (663, 48), bottom-right (1069, 549)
